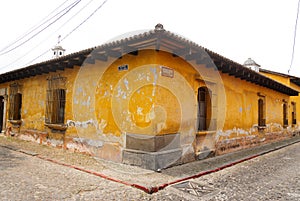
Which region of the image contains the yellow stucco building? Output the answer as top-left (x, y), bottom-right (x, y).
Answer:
top-left (1, 24), bottom-right (299, 170)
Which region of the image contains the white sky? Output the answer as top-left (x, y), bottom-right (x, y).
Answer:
top-left (0, 0), bottom-right (300, 77)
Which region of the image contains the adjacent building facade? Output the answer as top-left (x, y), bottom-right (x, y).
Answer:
top-left (1, 24), bottom-right (299, 170)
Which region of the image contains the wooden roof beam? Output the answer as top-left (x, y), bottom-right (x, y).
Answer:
top-left (92, 52), bottom-right (108, 62)
top-left (106, 49), bottom-right (122, 58)
top-left (185, 52), bottom-right (201, 61)
top-left (217, 62), bottom-right (231, 73)
top-left (67, 56), bottom-right (85, 67)
top-left (196, 56), bottom-right (210, 65)
top-left (57, 63), bottom-right (65, 71)
top-left (155, 37), bottom-right (161, 51)
top-left (23, 69), bottom-right (34, 77)
top-left (123, 45), bottom-right (138, 56)
top-left (85, 56), bottom-right (95, 64)
top-left (235, 70), bottom-right (245, 78)
top-left (45, 65), bottom-right (57, 72)
top-left (173, 47), bottom-right (191, 57)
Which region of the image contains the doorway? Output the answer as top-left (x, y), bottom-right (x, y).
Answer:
top-left (0, 96), bottom-right (4, 132)
top-left (197, 87), bottom-right (211, 131)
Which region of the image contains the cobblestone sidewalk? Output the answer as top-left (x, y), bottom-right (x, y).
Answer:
top-left (1, 134), bottom-right (300, 199)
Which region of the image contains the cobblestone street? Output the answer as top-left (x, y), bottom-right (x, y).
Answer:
top-left (179, 143), bottom-right (300, 201)
top-left (1, 135), bottom-right (300, 200)
top-left (0, 145), bottom-right (148, 200)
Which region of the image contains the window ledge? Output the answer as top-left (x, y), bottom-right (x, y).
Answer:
top-left (196, 131), bottom-right (216, 135)
top-left (9, 120), bottom-right (22, 125)
top-left (45, 123), bottom-right (67, 131)
top-left (256, 126), bottom-right (266, 130)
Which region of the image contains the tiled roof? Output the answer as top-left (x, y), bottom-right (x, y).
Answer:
top-left (0, 24), bottom-right (298, 96)
top-left (259, 68), bottom-right (300, 87)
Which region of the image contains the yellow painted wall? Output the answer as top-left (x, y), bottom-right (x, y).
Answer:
top-left (71, 50), bottom-right (210, 147)
top-left (0, 49), bottom-right (296, 158)
top-left (222, 73), bottom-right (289, 128)
top-left (260, 72), bottom-right (290, 86)
top-left (260, 71), bottom-right (300, 128)
top-left (3, 67), bottom-right (80, 137)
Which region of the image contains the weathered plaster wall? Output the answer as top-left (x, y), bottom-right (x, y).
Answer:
top-left (2, 49), bottom-right (298, 166)
top-left (4, 67), bottom-right (80, 145)
top-left (70, 49), bottom-right (208, 161)
top-left (19, 76), bottom-right (47, 130)
top-left (215, 73), bottom-right (296, 155)
top-left (260, 71), bottom-right (300, 128)
top-left (220, 73), bottom-right (290, 135)
top-left (260, 72), bottom-right (290, 86)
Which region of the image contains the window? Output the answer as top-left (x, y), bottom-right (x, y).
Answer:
top-left (45, 76), bottom-right (66, 124)
top-left (283, 102), bottom-right (288, 127)
top-left (292, 102), bottom-right (296, 125)
top-left (9, 83), bottom-right (22, 120)
top-left (258, 98), bottom-right (266, 127)
top-left (197, 87), bottom-right (212, 131)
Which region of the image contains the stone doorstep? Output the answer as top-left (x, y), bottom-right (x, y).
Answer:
top-left (196, 149), bottom-right (215, 160)
top-left (122, 148), bottom-right (183, 171)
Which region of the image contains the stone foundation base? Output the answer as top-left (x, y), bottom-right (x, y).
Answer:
top-left (17, 129), bottom-right (48, 145)
top-left (122, 148), bottom-right (182, 171)
top-left (216, 131), bottom-right (293, 155)
top-left (122, 133), bottom-right (189, 170)
top-left (9, 129), bottom-right (122, 162)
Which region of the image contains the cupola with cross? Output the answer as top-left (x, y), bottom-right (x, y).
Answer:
top-left (52, 35), bottom-right (65, 58)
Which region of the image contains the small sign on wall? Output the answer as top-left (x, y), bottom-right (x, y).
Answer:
top-left (118, 64), bottom-right (128, 71)
top-left (161, 66), bottom-right (174, 78)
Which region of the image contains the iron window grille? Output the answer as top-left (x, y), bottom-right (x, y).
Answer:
top-left (45, 76), bottom-right (66, 124)
top-left (8, 83), bottom-right (22, 120)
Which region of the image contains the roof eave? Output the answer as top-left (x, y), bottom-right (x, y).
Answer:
top-left (0, 27), bottom-right (298, 96)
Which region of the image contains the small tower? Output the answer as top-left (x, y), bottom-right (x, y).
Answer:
top-left (154, 23), bottom-right (165, 32)
top-left (243, 58), bottom-right (260, 72)
top-left (52, 35), bottom-right (65, 58)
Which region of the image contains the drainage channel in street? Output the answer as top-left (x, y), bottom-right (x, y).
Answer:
top-left (172, 181), bottom-right (218, 198)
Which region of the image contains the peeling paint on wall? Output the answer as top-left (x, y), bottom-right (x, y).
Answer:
top-left (98, 119), bottom-right (107, 134)
top-left (73, 137), bottom-right (103, 148)
top-left (216, 127), bottom-right (251, 141)
top-left (66, 119), bottom-right (97, 128)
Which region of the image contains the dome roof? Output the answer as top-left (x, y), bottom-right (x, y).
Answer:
top-left (243, 58), bottom-right (260, 67)
top-left (52, 45), bottom-right (65, 51)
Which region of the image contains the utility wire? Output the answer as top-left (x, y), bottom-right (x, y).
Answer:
top-left (26, 0), bottom-right (108, 66)
top-left (1, 0), bottom-right (96, 69)
top-left (61, 0), bottom-right (108, 42)
top-left (53, 0), bottom-right (97, 43)
top-left (0, 0), bottom-right (82, 56)
top-left (288, 0), bottom-right (300, 74)
top-left (26, 49), bottom-right (52, 67)
top-left (0, 0), bottom-right (71, 53)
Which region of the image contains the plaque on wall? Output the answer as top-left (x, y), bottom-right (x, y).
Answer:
top-left (161, 66), bottom-right (174, 78)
